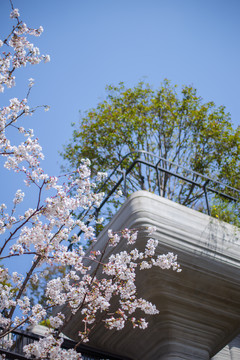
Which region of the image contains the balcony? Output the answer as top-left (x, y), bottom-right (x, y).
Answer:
top-left (63, 191), bottom-right (240, 360)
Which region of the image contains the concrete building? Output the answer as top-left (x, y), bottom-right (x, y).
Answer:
top-left (62, 191), bottom-right (240, 360)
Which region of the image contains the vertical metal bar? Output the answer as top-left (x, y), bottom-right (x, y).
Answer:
top-left (155, 159), bottom-right (162, 197)
top-left (163, 158), bottom-right (166, 198)
top-left (156, 166), bottom-right (161, 196)
top-left (203, 180), bottom-right (211, 216)
top-left (122, 169), bottom-right (127, 197)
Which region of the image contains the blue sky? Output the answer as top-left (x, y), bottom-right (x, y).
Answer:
top-left (0, 0), bottom-right (240, 218)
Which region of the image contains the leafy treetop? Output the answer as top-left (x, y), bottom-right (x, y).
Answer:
top-left (62, 80), bottom-right (240, 224)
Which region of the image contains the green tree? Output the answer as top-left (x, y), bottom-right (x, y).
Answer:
top-left (62, 80), bottom-right (240, 225)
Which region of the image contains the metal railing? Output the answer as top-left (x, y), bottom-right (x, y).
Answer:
top-left (0, 328), bottom-right (130, 360)
top-left (77, 150), bottom-right (239, 232)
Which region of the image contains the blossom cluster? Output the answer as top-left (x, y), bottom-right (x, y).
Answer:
top-left (0, 5), bottom-right (181, 360)
top-left (0, 7), bottom-right (49, 93)
top-left (24, 335), bottom-right (82, 360)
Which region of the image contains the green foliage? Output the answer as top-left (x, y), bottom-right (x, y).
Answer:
top-left (62, 80), bottom-right (240, 225)
top-left (211, 201), bottom-right (240, 227)
top-left (39, 319), bottom-right (51, 328)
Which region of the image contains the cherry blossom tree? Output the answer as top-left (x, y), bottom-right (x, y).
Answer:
top-left (0, 3), bottom-right (181, 359)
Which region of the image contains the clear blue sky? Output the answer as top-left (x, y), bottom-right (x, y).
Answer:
top-left (0, 0), bottom-right (240, 206)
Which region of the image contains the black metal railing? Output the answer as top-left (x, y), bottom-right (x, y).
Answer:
top-left (0, 328), bottom-right (130, 360)
top-left (77, 150), bottom-right (239, 233)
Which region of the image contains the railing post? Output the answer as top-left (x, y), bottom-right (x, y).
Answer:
top-left (203, 180), bottom-right (211, 216)
top-left (155, 159), bottom-right (162, 197)
top-left (122, 169), bottom-right (127, 197)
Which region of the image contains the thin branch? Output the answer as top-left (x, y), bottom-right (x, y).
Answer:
top-left (7, 255), bottom-right (42, 320)
top-left (0, 251), bottom-right (37, 261)
top-left (0, 207), bottom-right (43, 256)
